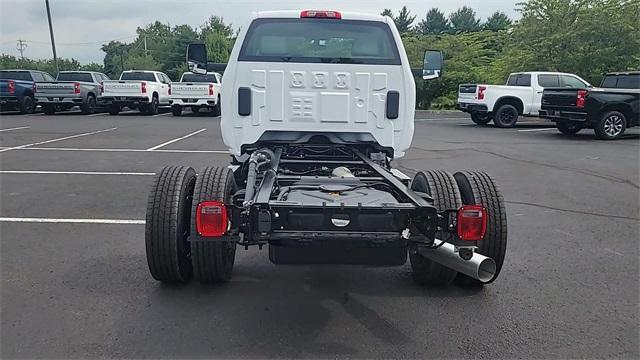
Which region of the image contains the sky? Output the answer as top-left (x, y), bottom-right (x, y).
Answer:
top-left (0, 0), bottom-right (521, 64)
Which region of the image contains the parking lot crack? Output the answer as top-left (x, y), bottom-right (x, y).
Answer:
top-left (505, 200), bottom-right (639, 221)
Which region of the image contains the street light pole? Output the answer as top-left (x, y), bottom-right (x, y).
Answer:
top-left (44, 0), bottom-right (58, 73)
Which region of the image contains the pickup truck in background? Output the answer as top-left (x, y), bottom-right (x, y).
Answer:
top-left (169, 71), bottom-right (221, 116)
top-left (540, 71), bottom-right (640, 139)
top-left (35, 71), bottom-right (110, 115)
top-left (100, 70), bottom-right (171, 115)
top-left (457, 72), bottom-right (591, 127)
top-left (0, 69), bottom-right (55, 114)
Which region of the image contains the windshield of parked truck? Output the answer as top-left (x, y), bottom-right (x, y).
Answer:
top-left (238, 18), bottom-right (401, 65)
top-left (120, 72), bottom-right (156, 81)
top-left (181, 73), bottom-right (218, 83)
top-left (601, 74), bottom-right (640, 89)
top-left (0, 71), bottom-right (33, 81)
top-left (57, 72), bottom-right (94, 82)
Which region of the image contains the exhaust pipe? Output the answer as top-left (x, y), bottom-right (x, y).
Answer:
top-left (418, 240), bottom-right (496, 283)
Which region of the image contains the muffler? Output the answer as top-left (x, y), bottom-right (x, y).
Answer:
top-left (418, 240), bottom-right (496, 283)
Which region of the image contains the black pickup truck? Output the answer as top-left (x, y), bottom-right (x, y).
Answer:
top-left (540, 72), bottom-right (639, 139)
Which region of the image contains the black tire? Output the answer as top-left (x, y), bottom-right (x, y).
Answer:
top-left (471, 112), bottom-right (491, 125)
top-left (594, 111), bottom-right (626, 140)
top-left (80, 95), bottom-right (96, 115)
top-left (212, 96), bottom-right (221, 117)
top-left (108, 105), bottom-right (120, 115)
top-left (409, 170), bottom-right (462, 286)
top-left (171, 105), bottom-right (182, 117)
top-left (43, 105), bottom-right (56, 115)
top-left (453, 171), bottom-right (507, 286)
top-left (19, 95), bottom-right (35, 114)
top-left (146, 95), bottom-right (159, 115)
top-left (556, 121), bottom-right (582, 136)
top-left (190, 167), bottom-right (238, 284)
top-left (145, 166), bottom-right (196, 283)
top-left (493, 104), bottom-right (519, 128)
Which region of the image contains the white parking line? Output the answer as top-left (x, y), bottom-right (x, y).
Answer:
top-left (0, 170), bottom-right (155, 176)
top-left (0, 217), bottom-right (145, 224)
top-left (0, 127), bottom-right (117, 153)
top-left (0, 126), bottom-right (30, 132)
top-left (11, 147), bottom-right (227, 153)
top-left (152, 113), bottom-right (171, 117)
top-left (87, 113), bottom-right (108, 117)
top-left (518, 128), bottom-right (555, 132)
top-left (146, 128), bottom-right (207, 151)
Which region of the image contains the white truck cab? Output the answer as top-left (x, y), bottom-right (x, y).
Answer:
top-left (457, 71), bottom-right (591, 127)
top-left (218, 10), bottom-right (421, 159)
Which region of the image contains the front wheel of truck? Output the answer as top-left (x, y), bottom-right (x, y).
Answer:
top-left (145, 165), bottom-right (196, 283)
top-left (190, 167), bottom-right (238, 284)
top-left (453, 171), bottom-right (507, 286)
top-left (409, 170), bottom-right (461, 286)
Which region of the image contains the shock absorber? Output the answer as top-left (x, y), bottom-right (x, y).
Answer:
top-left (243, 148), bottom-right (275, 206)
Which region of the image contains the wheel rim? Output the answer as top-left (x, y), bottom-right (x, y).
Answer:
top-left (603, 115), bottom-right (623, 137)
top-left (500, 109), bottom-right (516, 124)
top-left (25, 97), bottom-right (34, 112)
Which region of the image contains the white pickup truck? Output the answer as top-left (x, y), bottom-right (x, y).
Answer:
top-left (100, 70), bottom-right (171, 115)
top-left (457, 72), bottom-right (591, 127)
top-left (169, 71), bottom-right (222, 116)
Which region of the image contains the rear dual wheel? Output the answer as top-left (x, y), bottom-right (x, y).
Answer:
top-left (409, 170), bottom-right (461, 286)
top-left (145, 165), bottom-right (238, 284)
top-left (409, 170), bottom-right (507, 286)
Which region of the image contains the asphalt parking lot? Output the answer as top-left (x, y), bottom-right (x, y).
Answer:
top-left (1, 109), bottom-right (638, 359)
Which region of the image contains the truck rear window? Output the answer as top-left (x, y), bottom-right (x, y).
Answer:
top-left (238, 18), bottom-right (401, 65)
top-left (0, 71), bottom-right (32, 81)
top-left (121, 72), bottom-right (156, 81)
top-left (601, 74), bottom-right (640, 89)
top-left (506, 74), bottom-right (531, 87)
top-left (57, 72), bottom-right (94, 83)
top-left (181, 73), bottom-right (218, 83)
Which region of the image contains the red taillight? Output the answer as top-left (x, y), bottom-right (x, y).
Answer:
top-left (208, 83), bottom-right (214, 96)
top-left (300, 10), bottom-right (341, 19)
top-left (196, 201), bottom-right (228, 237)
top-left (100, 81), bottom-right (104, 95)
top-left (457, 205), bottom-right (487, 241)
top-left (8, 80), bottom-right (15, 95)
top-left (576, 89), bottom-right (587, 108)
top-left (141, 81), bottom-right (147, 94)
top-left (168, 83), bottom-right (172, 96)
top-left (73, 82), bottom-right (80, 94)
top-left (477, 86), bottom-right (486, 100)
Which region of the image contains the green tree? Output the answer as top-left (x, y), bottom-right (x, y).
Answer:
top-left (200, 16), bottom-right (236, 63)
top-left (449, 6), bottom-right (482, 33)
top-left (415, 8), bottom-right (450, 35)
top-left (501, 0), bottom-right (640, 84)
top-left (394, 6), bottom-right (417, 34)
top-left (484, 11), bottom-right (512, 31)
top-left (380, 9), bottom-right (394, 18)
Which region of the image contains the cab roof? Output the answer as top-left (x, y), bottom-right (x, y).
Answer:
top-left (253, 10), bottom-right (389, 23)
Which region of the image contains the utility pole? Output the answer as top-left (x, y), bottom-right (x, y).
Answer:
top-left (16, 40), bottom-right (27, 60)
top-left (144, 36), bottom-right (148, 56)
top-left (120, 46), bottom-right (125, 74)
top-left (44, 0), bottom-right (58, 73)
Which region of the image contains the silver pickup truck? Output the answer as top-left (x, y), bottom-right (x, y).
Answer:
top-left (35, 71), bottom-right (110, 115)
